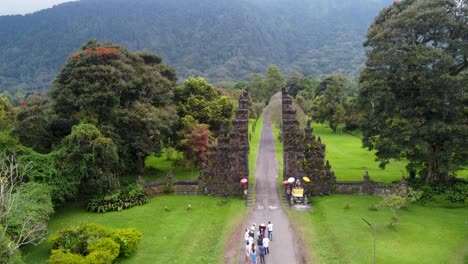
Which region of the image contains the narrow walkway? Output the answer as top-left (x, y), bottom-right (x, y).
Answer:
top-left (238, 115), bottom-right (300, 263)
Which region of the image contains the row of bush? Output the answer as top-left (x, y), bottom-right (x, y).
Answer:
top-left (409, 178), bottom-right (468, 208)
top-left (49, 223), bottom-right (142, 264)
top-left (87, 184), bottom-right (148, 213)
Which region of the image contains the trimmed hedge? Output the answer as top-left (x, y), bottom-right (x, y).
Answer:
top-left (87, 184), bottom-right (148, 213)
top-left (49, 223), bottom-right (142, 264)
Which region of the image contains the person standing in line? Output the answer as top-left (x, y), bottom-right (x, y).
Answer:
top-left (250, 248), bottom-right (258, 264)
top-left (245, 241), bottom-right (251, 263)
top-left (244, 228), bottom-right (250, 244)
top-left (262, 235), bottom-right (270, 254)
top-left (257, 235), bottom-right (263, 247)
top-left (248, 234), bottom-right (254, 248)
top-left (267, 221), bottom-right (273, 241)
top-left (258, 244), bottom-right (266, 264)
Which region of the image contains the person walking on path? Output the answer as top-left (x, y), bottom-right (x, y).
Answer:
top-left (267, 221), bottom-right (273, 241)
top-left (262, 236), bottom-right (270, 254)
top-left (259, 244), bottom-right (266, 264)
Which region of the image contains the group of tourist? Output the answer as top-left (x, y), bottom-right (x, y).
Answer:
top-left (244, 221), bottom-right (273, 264)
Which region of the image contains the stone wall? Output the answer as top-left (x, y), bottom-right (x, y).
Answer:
top-left (198, 91), bottom-right (250, 197)
top-left (143, 180), bottom-right (199, 197)
top-left (336, 179), bottom-right (407, 195)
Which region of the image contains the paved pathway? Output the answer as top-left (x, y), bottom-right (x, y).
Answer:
top-left (237, 115), bottom-right (301, 264)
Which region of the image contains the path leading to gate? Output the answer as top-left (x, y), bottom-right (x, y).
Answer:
top-left (236, 112), bottom-right (302, 264)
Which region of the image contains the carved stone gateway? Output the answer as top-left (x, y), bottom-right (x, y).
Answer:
top-left (281, 88), bottom-right (336, 197)
top-left (198, 91), bottom-right (249, 197)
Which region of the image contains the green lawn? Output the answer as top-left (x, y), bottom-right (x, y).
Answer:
top-left (311, 124), bottom-right (408, 183)
top-left (272, 124), bottom-right (283, 181)
top-left (24, 195), bottom-right (246, 264)
top-left (312, 124), bottom-right (468, 182)
top-left (143, 150), bottom-right (199, 182)
top-left (289, 195), bottom-right (468, 264)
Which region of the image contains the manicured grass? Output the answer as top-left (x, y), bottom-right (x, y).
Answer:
top-left (249, 115), bottom-right (264, 184)
top-left (312, 124), bottom-right (468, 182)
top-left (289, 195), bottom-right (468, 264)
top-left (272, 124), bottom-right (283, 181)
top-left (311, 124), bottom-right (408, 183)
top-left (23, 195), bottom-right (246, 264)
top-left (144, 150), bottom-right (199, 182)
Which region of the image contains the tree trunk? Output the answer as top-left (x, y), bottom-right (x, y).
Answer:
top-left (136, 152), bottom-right (144, 176)
top-left (426, 143), bottom-right (449, 182)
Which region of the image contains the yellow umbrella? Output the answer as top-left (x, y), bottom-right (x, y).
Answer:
top-left (302, 176), bottom-right (310, 183)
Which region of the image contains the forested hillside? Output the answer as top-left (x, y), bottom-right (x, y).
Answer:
top-left (0, 0), bottom-right (388, 93)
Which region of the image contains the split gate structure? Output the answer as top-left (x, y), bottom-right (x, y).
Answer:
top-left (198, 91), bottom-right (250, 196)
top-left (282, 88), bottom-right (336, 198)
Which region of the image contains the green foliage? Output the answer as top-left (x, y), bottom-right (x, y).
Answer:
top-left (60, 123), bottom-right (119, 194)
top-left (0, 95), bottom-right (15, 132)
top-left (311, 75), bottom-right (347, 132)
top-left (379, 187), bottom-right (422, 226)
top-left (247, 65), bottom-right (285, 103)
top-left (50, 40), bottom-right (177, 175)
top-left (409, 178), bottom-right (468, 208)
top-left (87, 184), bottom-right (148, 213)
top-left (358, 0), bottom-right (468, 181)
top-left (175, 77), bottom-right (234, 134)
top-left (0, 0), bottom-right (389, 94)
top-left (110, 228), bottom-right (142, 257)
top-left (11, 95), bottom-right (69, 153)
top-left (49, 223), bottom-right (141, 263)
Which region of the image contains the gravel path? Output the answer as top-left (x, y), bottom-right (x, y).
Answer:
top-left (236, 115), bottom-right (301, 264)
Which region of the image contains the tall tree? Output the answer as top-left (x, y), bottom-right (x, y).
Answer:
top-left (174, 77), bottom-right (234, 134)
top-left (50, 41), bottom-right (177, 175)
top-left (311, 75), bottom-right (347, 132)
top-left (358, 0), bottom-right (467, 181)
top-left (263, 65), bottom-right (285, 102)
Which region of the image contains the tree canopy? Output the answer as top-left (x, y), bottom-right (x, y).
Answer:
top-left (358, 0), bottom-right (467, 181)
top-left (174, 77), bottom-right (234, 134)
top-left (50, 40), bottom-right (178, 175)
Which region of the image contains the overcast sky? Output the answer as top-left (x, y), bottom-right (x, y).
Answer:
top-left (0, 0), bottom-right (78, 16)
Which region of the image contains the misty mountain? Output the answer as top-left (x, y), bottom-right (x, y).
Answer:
top-left (0, 0), bottom-right (389, 93)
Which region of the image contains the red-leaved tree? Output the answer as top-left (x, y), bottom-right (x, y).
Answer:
top-left (185, 124), bottom-right (211, 168)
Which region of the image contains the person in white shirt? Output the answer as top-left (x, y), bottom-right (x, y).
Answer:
top-left (262, 236), bottom-right (270, 254)
top-left (245, 241), bottom-right (251, 263)
top-left (244, 228), bottom-right (250, 243)
top-left (267, 221), bottom-right (273, 241)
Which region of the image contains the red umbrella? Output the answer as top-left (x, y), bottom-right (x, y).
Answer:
top-left (283, 180), bottom-right (290, 185)
top-left (240, 178), bottom-right (248, 184)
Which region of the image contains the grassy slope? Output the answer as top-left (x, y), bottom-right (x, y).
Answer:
top-left (290, 195), bottom-right (468, 264)
top-left (312, 124), bottom-right (468, 182)
top-left (144, 151), bottom-right (198, 182)
top-left (311, 124), bottom-right (408, 183)
top-left (23, 195), bottom-right (245, 264)
top-left (249, 115), bottom-right (264, 185)
top-left (272, 124), bottom-right (283, 180)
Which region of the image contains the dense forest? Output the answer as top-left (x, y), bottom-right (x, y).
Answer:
top-left (0, 0), bottom-right (389, 94)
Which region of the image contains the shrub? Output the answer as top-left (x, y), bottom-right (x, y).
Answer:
top-left (87, 184), bottom-right (148, 213)
top-left (49, 223), bottom-right (142, 264)
top-left (111, 228), bottom-right (142, 257)
top-left (409, 178), bottom-right (468, 208)
top-left (50, 250), bottom-right (84, 264)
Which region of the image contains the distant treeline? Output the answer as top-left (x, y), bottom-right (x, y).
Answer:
top-left (0, 0), bottom-right (388, 94)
